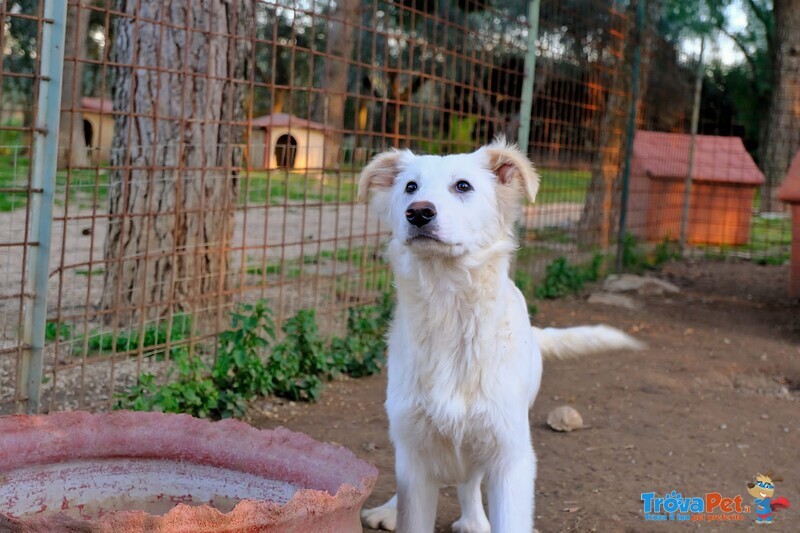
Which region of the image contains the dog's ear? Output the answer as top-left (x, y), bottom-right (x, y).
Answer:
top-left (358, 149), bottom-right (409, 202)
top-left (483, 136), bottom-right (540, 203)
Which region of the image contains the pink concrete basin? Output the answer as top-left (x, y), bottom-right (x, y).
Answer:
top-left (0, 411), bottom-right (377, 532)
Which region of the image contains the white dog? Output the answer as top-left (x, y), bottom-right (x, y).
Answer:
top-left (358, 138), bottom-right (643, 533)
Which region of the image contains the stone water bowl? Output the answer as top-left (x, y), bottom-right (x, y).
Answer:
top-left (0, 411), bottom-right (377, 532)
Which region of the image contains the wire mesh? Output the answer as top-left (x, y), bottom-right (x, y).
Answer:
top-left (0, 0), bottom-right (795, 414)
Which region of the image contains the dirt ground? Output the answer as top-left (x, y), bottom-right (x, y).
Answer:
top-left (247, 259), bottom-right (800, 532)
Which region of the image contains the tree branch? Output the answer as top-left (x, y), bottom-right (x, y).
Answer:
top-left (716, 24), bottom-right (759, 75)
top-left (743, 0), bottom-right (771, 34)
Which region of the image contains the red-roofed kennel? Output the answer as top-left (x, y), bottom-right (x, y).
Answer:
top-left (627, 131), bottom-right (765, 246)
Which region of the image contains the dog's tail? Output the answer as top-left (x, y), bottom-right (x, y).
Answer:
top-left (533, 325), bottom-right (646, 360)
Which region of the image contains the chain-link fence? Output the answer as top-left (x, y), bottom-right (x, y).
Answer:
top-left (1, 0), bottom-right (796, 414)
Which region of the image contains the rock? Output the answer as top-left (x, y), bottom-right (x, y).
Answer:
top-left (587, 292), bottom-right (640, 310)
top-left (547, 405), bottom-right (584, 432)
top-left (603, 274), bottom-right (680, 296)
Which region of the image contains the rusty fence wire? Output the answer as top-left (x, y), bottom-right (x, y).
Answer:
top-left (0, 0), bottom-right (795, 414)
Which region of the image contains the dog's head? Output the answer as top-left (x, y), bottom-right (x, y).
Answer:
top-left (358, 137), bottom-right (539, 258)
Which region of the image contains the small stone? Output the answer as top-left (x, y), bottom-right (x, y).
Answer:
top-left (760, 413), bottom-right (770, 420)
top-left (587, 292), bottom-right (640, 310)
top-left (547, 406), bottom-right (584, 432)
top-left (603, 274), bottom-right (680, 295)
top-left (719, 424), bottom-right (727, 430)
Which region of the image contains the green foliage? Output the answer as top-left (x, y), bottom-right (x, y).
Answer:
top-left (330, 293), bottom-right (393, 378)
top-left (116, 350), bottom-right (220, 418)
top-left (45, 322), bottom-right (74, 342)
top-left (117, 295), bottom-right (394, 419)
top-left (534, 256), bottom-right (602, 299)
top-left (620, 233), bottom-right (650, 272)
top-left (45, 315), bottom-right (191, 361)
top-left (213, 301), bottom-right (276, 417)
top-left (417, 117), bottom-right (477, 155)
top-left (652, 237), bottom-right (682, 266)
top-left (117, 303), bottom-right (275, 419)
top-left (268, 310), bottom-right (328, 401)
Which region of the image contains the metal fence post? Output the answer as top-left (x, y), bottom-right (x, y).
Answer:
top-left (517, 0), bottom-right (540, 153)
top-left (679, 35), bottom-right (705, 253)
top-left (615, 0), bottom-right (644, 273)
top-left (20, 0), bottom-right (68, 414)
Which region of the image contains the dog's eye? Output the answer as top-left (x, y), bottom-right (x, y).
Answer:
top-left (455, 180), bottom-right (473, 193)
top-left (405, 181), bottom-right (418, 194)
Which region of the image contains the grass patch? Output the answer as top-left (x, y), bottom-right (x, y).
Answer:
top-left (748, 215), bottom-right (791, 250)
top-left (537, 169), bottom-right (592, 205)
top-left (693, 215), bottom-right (791, 265)
top-left (74, 268), bottom-right (105, 276)
top-left (0, 153), bottom-right (30, 212)
top-left (46, 314), bottom-right (192, 360)
top-left (0, 152), bottom-right (109, 212)
top-left (242, 170), bottom-right (358, 205)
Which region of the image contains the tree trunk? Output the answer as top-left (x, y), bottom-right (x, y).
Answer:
top-left (57, 0), bottom-right (91, 169)
top-left (102, 0), bottom-right (253, 325)
top-left (310, 0), bottom-right (359, 166)
top-left (760, 0), bottom-right (800, 212)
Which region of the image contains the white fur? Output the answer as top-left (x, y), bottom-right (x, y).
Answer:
top-left (359, 139), bottom-right (643, 532)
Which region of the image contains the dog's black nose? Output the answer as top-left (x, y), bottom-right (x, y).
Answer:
top-left (405, 201), bottom-right (437, 227)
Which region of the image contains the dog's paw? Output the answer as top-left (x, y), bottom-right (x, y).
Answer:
top-left (451, 516), bottom-right (491, 533)
top-left (361, 497), bottom-right (398, 531)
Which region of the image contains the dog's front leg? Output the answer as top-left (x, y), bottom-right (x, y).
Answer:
top-left (395, 447), bottom-right (439, 533)
top-left (452, 471), bottom-right (490, 533)
top-left (487, 447), bottom-right (536, 533)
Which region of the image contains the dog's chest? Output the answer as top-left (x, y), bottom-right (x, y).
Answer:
top-left (391, 301), bottom-right (515, 435)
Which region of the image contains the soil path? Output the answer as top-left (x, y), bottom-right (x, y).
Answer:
top-left (248, 260), bottom-right (800, 532)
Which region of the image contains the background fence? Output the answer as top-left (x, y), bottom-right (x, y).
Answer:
top-left (1, 0), bottom-right (796, 414)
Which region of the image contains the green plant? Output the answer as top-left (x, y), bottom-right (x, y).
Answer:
top-left (45, 321), bottom-right (74, 342)
top-left (212, 300), bottom-right (276, 417)
top-left (534, 257), bottom-right (586, 299)
top-left (652, 237), bottom-right (682, 266)
top-left (330, 293), bottom-right (393, 378)
top-left (117, 294), bottom-right (395, 419)
top-left (620, 233), bottom-right (649, 272)
top-left (533, 254), bottom-right (604, 300)
top-left (755, 252), bottom-right (790, 266)
top-left (78, 314), bottom-right (191, 360)
top-left (115, 350), bottom-right (219, 418)
top-left (116, 302), bottom-right (275, 418)
top-left (268, 309), bottom-right (328, 401)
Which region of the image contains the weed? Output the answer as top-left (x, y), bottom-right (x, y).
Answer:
top-left (115, 350), bottom-right (220, 418)
top-left (268, 309), bottom-right (328, 402)
top-left (116, 294), bottom-right (394, 419)
top-left (534, 257), bottom-right (580, 299)
top-left (652, 237), bottom-right (682, 266)
top-left (620, 233), bottom-right (650, 272)
top-left (213, 300), bottom-right (276, 417)
top-left (330, 293), bottom-right (393, 378)
top-left (534, 256), bottom-right (595, 299)
top-left (78, 314), bottom-right (191, 360)
top-left (45, 322), bottom-right (74, 342)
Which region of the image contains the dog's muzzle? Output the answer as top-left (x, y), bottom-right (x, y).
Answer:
top-left (405, 201), bottom-right (437, 227)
